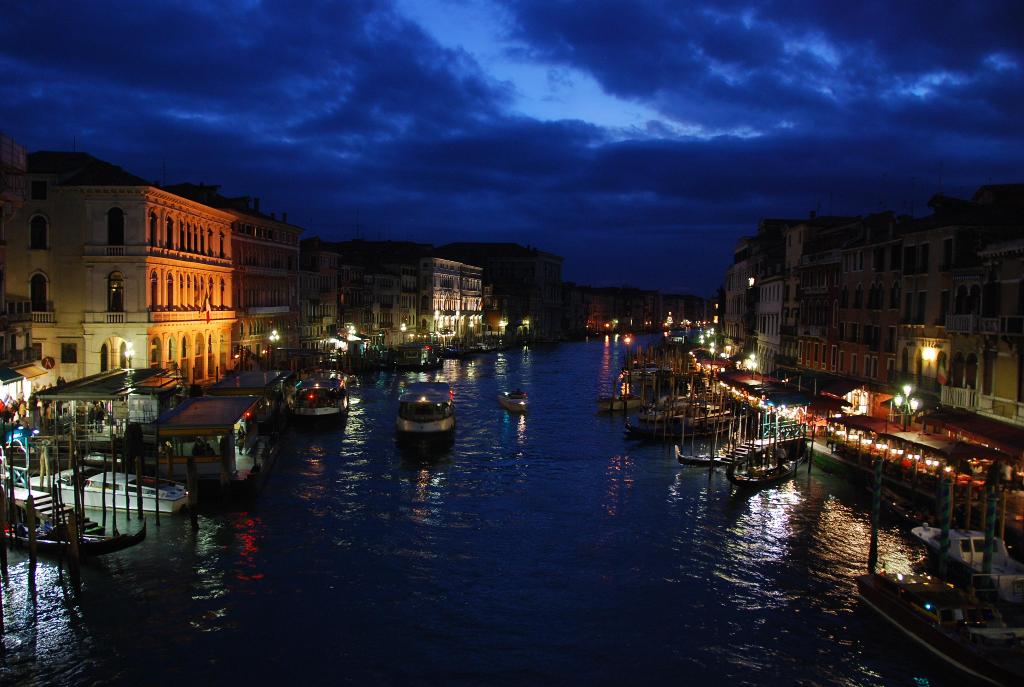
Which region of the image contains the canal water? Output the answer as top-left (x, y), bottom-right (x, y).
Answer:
top-left (2, 336), bottom-right (957, 686)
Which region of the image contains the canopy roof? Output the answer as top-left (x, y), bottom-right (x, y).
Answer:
top-left (37, 368), bottom-right (180, 401)
top-left (207, 370), bottom-right (293, 396)
top-left (153, 396), bottom-right (259, 435)
top-left (819, 377), bottom-right (863, 399)
top-left (881, 431), bottom-right (1009, 462)
top-left (0, 367), bottom-right (24, 384)
top-left (922, 409), bottom-right (1024, 458)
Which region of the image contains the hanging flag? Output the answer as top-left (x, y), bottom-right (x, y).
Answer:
top-left (204, 292), bottom-right (212, 323)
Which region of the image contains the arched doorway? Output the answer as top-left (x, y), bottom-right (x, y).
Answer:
top-left (100, 343), bottom-right (109, 372)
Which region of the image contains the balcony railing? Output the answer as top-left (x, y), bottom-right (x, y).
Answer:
top-left (247, 305), bottom-right (290, 315)
top-left (800, 324), bottom-right (825, 338)
top-left (945, 313), bottom-right (976, 333)
top-left (31, 312), bottom-right (55, 324)
top-left (150, 309), bottom-right (235, 323)
top-left (940, 385), bottom-right (977, 410)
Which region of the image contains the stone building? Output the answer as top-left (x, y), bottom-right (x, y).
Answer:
top-left (11, 153), bottom-right (236, 383)
top-left (167, 184), bottom-right (301, 370)
top-left (0, 133), bottom-right (35, 379)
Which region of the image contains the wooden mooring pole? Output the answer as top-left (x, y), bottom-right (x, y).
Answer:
top-left (186, 454), bottom-right (199, 531)
top-left (0, 486), bottom-right (8, 580)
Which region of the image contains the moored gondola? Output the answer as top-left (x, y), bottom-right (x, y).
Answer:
top-left (12, 520), bottom-right (147, 558)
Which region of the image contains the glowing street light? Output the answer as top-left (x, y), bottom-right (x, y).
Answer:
top-left (892, 384), bottom-right (918, 430)
top-left (267, 329), bottom-right (281, 369)
top-left (124, 341), bottom-right (135, 368)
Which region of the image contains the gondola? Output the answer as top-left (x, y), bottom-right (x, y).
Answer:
top-left (674, 445), bottom-right (732, 467)
top-left (12, 520), bottom-right (147, 557)
top-left (624, 417), bottom-right (686, 440)
top-left (725, 453), bottom-right (802, 488)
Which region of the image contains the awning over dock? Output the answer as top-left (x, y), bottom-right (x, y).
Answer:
top-left (921, 409), bottom-right (1024, 460)
top-left (207, 370), bottom-right (293, 396)
top-left (37, 368), bottom-right (180, 401)
top-left (153, 396), bottom-right (259, 436)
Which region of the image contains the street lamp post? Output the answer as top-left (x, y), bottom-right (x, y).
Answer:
top-left (891, 383), bottom-right (920, 431)
top-left (125, 341), bottom-right (135, 369)
top-left (268, 329), bottom-right (281, 369)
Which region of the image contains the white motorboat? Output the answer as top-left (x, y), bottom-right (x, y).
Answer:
top-left (911, 525), bottom-right (1024, 603)
top-left (498, 390), bottom-right (529, 413)
top-left (57, 469), bottom-right (188, 514)
top-left (396, 382), bottom-right (455, 441)
top-left (290, 374), bottom-right (349, 418)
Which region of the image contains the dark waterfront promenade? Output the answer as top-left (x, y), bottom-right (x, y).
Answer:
top-left (1, 337), bottom-right (957, 686)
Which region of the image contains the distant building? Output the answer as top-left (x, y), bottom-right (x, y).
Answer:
top-left (418, 256), bottom-right (482, 341)
top-left (299, 236), bottom-right (340, 351)
top-left (438, 243), bottom-right (563, 340)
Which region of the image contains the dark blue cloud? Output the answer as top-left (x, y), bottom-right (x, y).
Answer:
top-left (0, 0), bottom-right (1020, 294)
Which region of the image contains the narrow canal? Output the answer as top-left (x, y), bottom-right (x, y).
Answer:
top-left (2, 336), bottom-right (956, 686)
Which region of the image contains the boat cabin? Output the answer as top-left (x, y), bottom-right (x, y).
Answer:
top-left (398, 382), bottom-right (454, 423)
top-left (152, 396), bottom-right (262, 482)
top-left (208, 370), bottom-right (295, 428)
top-left (395, 343), bottom-right (440, 370)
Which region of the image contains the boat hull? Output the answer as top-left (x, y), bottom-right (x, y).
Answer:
top-left (14, 522), bottom-right (147, 558)
top-left (59, 485), bottom-right (186, 514)
top-left (856, 574), bottom-right (1023, 686)
top-left (498, 396), bottom-right (528, 413)
top-left (596, 396), bottom-right (642, 413)
top-left (725, 459), bottom-right (800, 488)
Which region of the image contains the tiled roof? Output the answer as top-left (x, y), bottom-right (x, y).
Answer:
top-left (28, 150), bottom-right (151, 186)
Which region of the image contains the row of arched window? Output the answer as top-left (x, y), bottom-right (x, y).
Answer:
top-left (149, 210), bottom-right (226, 258)
top-left (149, 270), bottom-right (229, 310)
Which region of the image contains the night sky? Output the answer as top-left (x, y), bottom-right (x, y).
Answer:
top-left (2, 1), bottom-right (1021, 294)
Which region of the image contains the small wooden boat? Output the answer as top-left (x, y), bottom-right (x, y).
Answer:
top-left (498, 390), bottom-right (529, 413)
top-left (635, 397), bottom-right (689, 423)
top-left (674, 445), bottom-right (732, 467)
top-left (12, 520), bottom-right (147, 558)
top-left (725, 453), bottom-right (802, 488)
top-left (596, 395), bottom-right (642, 413)
top-left (858, 570), bottom-right (1024, 686)
top-left (625, 417), bottom-right (686, 440)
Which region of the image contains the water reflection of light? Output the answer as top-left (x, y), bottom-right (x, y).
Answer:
top-left (604, 454), bottom-right (635, 516)
top-left (730, 485), bottom-right (801, 565)
top-left (516, 414), bottom-right (527, 443)
top-left (408, 467), bottom-right (447, 526)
